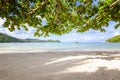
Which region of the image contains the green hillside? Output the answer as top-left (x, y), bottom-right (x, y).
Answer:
top-left (106, 35), bottom-right (120, 42)
top-left (21, 39), bottom-right (60, 42)
top-left (0, 33), bottom-right (60, 43)
top-left (0, 33), bottom-right (21, 42)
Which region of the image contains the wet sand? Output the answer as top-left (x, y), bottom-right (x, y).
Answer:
top-left (0, 51), bottom-right (120, 80)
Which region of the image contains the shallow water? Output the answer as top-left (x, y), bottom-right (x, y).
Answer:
top-left (0, 42), bottom-right (120, 53)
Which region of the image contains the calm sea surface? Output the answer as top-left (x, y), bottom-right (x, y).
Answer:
top-left (0, 42), bottom-right (120, 53)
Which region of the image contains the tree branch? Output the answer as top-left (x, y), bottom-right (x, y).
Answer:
top-left (1, 0), bottom-right (8, 9)
top-left (56, 0), bottom-right (61, 10)
top-left (26, 0), bottom-right (48, 15)
top-left (109, 0), bottom-right (120, 8)
top-left (55, 0), bottom-right (61, 21)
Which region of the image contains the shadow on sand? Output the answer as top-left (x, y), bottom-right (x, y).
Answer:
top-left (0, 51), bottom-right (120, 80)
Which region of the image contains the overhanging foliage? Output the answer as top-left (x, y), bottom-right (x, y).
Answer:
top-left (0, 0), bottom-right (120, 36)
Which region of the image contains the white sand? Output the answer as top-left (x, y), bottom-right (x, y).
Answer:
top-left (0, 51), bottom-right (120, 80)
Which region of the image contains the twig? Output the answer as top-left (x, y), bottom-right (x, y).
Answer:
top-left (109, 0), bottom-right (120, 8)
top-left (27, 0), bottom-right (48, 15)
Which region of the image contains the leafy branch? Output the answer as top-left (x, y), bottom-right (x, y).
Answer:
top-left (26, 0), bottom-right (48, 15)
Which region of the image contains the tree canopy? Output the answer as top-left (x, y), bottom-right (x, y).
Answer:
top-left (0, 0), bottom-right (120, 36)
top-left (106, 35), bottom-right (120, 42)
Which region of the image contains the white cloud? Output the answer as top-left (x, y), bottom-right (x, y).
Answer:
top-left (0, 18), bottom-right (37, 39)
top-left (64, 35), bottom-right (105, 42)
top-left (60, 32), bottom-right (107, 42)
top-left (114, 31), bottom-right (120, 36)
top-left (42, 18), bottom-right (47, 25)
top-left (8, 27), bottom-right (36, 39)
top-left (0, 18), bottom-right (5, 26)
top-left (0, 25), bottom-right (36, 39)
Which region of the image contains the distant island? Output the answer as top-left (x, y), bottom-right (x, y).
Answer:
top-left (106, 35), bottom-right (120, 42)
top-left (0, 33), bottom-right (60, 43)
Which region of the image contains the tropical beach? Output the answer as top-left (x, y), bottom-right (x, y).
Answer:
top-left (0, 51), bottom-right (120, 80)
top-left (0, 42), bottom-right (120, 80)
top-left (0, 38), bottom-right (120, 80)
top-left (0, 0), bottom-right (120, 80)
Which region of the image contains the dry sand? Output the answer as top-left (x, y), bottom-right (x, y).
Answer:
top-left (0, 51), bottom-right (120, 80)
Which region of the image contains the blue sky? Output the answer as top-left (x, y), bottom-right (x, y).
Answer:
top-left (0, 18), bottom-right (120, 42)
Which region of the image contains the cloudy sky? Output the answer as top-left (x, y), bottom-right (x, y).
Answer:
top-left (0, 18), bottom-right (120, 42)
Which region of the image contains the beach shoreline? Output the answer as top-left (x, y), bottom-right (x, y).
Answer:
top-left (0, 51), bottom-right (120, 80)
top-left (0, 49), bottom-right (120, 54)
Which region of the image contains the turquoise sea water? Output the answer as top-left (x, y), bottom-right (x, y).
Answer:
top-left (0, 42), bottom-right (120, 53)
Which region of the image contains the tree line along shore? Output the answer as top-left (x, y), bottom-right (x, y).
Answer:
top-left (0, 33), bottom-right (60, 43)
